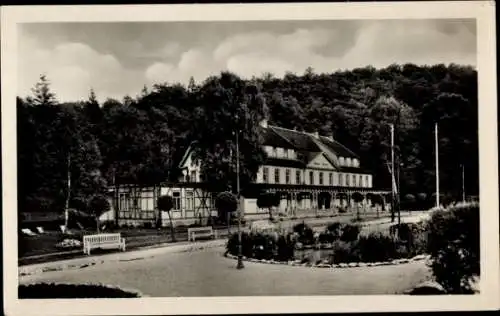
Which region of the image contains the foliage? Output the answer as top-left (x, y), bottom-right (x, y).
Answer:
top-left (292, 222), bottom-right (314, 245)
top-left (426, 203), bottom-right (479, 294)
top-left (17, 64), bottom-right (478, 219)
top-left (226, 231), bottom-right (294, 262)
top-left (157, 195), bottom-right (175, 240)
top-left (357, 233), bottom-right (398, 262)
top-left (88, 194), bottom-right (110, 217)
top-left (215, 191), bottom-right (238, 224)
top-left (157, 195), bottom-right (173, 212)
top-left (330, 241), bottom-right (360, 264)
top-left (339, 224), bottom-right (360, 242)
top-left (18, 283), bottom-right (141, 298)
top-left (257, 192), bottom-right (280, 220)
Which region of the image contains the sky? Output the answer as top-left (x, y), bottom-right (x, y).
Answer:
top-left (18, 19), bottom-right (476, 103)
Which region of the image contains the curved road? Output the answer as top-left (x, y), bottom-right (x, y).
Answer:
top-left (20, 246), bottom-right (432, 296)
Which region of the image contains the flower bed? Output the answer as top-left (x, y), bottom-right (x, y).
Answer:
top-left (226, 220), bottom-right (429, 266)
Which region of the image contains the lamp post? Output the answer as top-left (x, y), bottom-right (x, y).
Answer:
top-left (235, 114), bottom-right (244, 270)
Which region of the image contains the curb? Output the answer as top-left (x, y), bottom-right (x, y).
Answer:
top-left (19, 239), bottom-right (227, 278)
top-left (224, 253), bottom-right (430, 269)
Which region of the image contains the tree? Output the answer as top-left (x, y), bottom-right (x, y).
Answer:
top-left (257, 192), bottom-right (280, 221)
top-left (28, 74), bottom-right (57, 106)
top-left (157, 195), bottom-right (175, 242)
top-left (191, 72), bottom-right (268, 192)
top-left (215, 191), bottom-right (238, 234)
top-left (352, 192), bottom-right (364, 220)
top-left (88, 194), bottom-right (110, 233)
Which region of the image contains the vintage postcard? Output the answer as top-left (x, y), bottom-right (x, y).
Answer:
top-left (2, 1), bottom-right (498, 315)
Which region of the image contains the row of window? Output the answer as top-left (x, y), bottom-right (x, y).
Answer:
top-left (262, 167), bottom-right (370, 187)
top-left (118, 191), bottom-right (196, 219)
top-left (265, 146), bottom-right (296, 160)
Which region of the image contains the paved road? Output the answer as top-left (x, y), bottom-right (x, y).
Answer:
top-left (20, 246), bottom-right (432, 296)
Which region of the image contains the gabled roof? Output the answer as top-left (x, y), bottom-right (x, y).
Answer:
top-left (268, 126), bottom-right (321, 152)
top-left (318, 136), bottom-right (360, 159)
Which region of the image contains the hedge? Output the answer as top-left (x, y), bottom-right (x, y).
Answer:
top-left (19, 283), bottom-right (141, 298)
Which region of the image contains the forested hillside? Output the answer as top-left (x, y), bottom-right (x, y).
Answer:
top-left (17, 63), bottom-right (478, 214)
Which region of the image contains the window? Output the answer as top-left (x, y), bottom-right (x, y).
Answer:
top-left (339, 173), bottom-right (344, 186)
top-left (353, 159), bottom-right (359, 167)
top-left (339, 157), bottom-right (345, 166)
top-left (173, 192), bottom-right (181, 210)
top-left (346, 158), bottom-right (352, 167)
top-left (288, 149), bottom-right (294, 159)
top-left (284, 149), bottom-right (289, 158)
top-left (273, 147), bottom-right (278, 157)
top-left (186, 192), bottom-right (194, 210)
top-left (296, 170), bottom-right (301, 184)
top-left (190, 170), bottom-right (196, 182)
top-left (365, 175), bottom-right (370, 187)
top-left (263, 167), bottom-right (269, 183)
top-left (351, 175), bottom-right (355, 187)
top-left (285, 169), bottom-right (291, 184)
top-left (329, 173), bottom-right (333, 185)
top-left (319, 172), bottom-right (323, 185)
top-left (309, 171), bottom-right (314, 185)
top-left (274, 169), bottom-right (280, 183)
top-left (346, 174), bottom-right (350, 186)
top-left (357, 175), bottom-right (361, 187)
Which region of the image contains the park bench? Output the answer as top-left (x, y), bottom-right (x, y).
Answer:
top-left (83, 233), bottom-right (126, 255)
top-left (187, 227), bottom-right (217, 242)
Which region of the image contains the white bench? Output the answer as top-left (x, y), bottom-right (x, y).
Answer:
top-left (83, 233), bottom-right (126, 255)
top-left (188, 227), bottom-right (217, 242)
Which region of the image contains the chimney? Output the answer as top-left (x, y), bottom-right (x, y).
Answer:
top-left (259, 119), bottom-right (268, 128)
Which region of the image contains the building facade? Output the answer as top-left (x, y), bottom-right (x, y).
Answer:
top-left (107, 120), bottom-right (391, 226)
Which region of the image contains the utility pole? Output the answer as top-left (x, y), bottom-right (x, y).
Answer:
top-left (64, 154), bottom-right (71, 229)
top-left (390, 123), bottom-right (395, 223)
top-left (236, 114), bottom-right (244, 270)
top-left (435, 123), bottom-right (440, 208)
top-left (462, 164), bottom-right (466, 202)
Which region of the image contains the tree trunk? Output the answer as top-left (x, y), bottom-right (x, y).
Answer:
top-left (227, 211), bottom-right (230, 236)
top-left (96, 216), bottom-right (100, 234)
top-left (167, 211), bottom-right (175, 242)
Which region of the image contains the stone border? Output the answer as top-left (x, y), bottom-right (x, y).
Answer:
top-left (19, 239), bottom-right (227, 278)
top-left (224, 253), bottom-right (431, 269)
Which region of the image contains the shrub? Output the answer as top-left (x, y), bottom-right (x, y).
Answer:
top-left (340, 224), bottom-right (360, 242)
top-left (18, 283), bottom-right (141, 298)
top-left (326, 222), bottom-right (342, 239)
top-left (330, 240), bottom-right (360, 264)
top-left (292, 222), bottom-right (314, 245)
top-left (426, 203), bottom-right (479, 294)
top-left (357, 233), bottom-right (398, 262)
top-left (276, 234), bottom-right (295, 261)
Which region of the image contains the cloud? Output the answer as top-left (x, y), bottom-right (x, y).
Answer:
top-left (18, 38), bottom-right (144, 102)
top-left (19, 20), bottom-right (476, 102)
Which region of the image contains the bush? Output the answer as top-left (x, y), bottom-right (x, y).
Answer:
top-left (340, 224), bottom-right (360, 242)
top-left (330, 241), bottom-right (360, 264)
top-left (326, 222), bottom-right (342, 239)
top-left (426, 203), bottom-right (479, 294)
top-left (292, 222), bottom-right (314, 245)
top-left (18, 283), bottom-right (141, 298)
top-left (357, 233), bottom-right (398, 262)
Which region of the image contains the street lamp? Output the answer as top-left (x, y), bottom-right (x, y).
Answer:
top-left (235, 114), bottom-right (244, 270)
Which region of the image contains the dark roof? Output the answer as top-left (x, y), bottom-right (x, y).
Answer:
top-left (260, 127), bottom-right (296, 150)
top-left (318, 136), bottom-right (359, 158)
top-left (268, 126), bottom-right (321, 152)
top-left (263, 157), bottom-right (306, 169)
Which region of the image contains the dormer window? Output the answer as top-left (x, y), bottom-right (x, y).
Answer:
top-left (346, 158), bottom-right (352, 167)
top-left (353, 159), bottom-right (360, 167)
top-left (339, 157), bottom-right (345, 166)
top-left (273, 147), bottom-right (278, 157)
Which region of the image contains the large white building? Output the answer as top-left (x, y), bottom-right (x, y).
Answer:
top-left (106, 120), bottom-right (390, 227)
